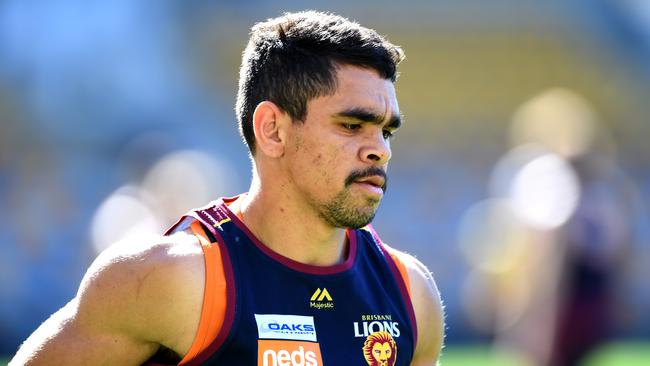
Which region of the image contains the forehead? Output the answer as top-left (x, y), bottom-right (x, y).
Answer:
top-left (308, 64), bottom-right (399, 120)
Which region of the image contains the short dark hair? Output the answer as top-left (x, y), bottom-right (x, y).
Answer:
top-left (235, 10), bottom-right (405, 154)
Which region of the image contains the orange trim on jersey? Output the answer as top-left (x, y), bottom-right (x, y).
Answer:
top-left (178, 221), bottom-right (227, 365)
top-left (385, 246), bottom-right (412, 299)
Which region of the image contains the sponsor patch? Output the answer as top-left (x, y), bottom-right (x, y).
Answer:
top-left (258, 340), bottom-right (323, 366)
top-left (255, 314), bottom-right (317, 342)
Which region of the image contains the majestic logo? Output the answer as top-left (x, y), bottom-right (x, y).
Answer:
top-left (255, 314), bottom-right (317, 342)
top-left (309, 288), bottom-right (334, 309)
top-left (362, 331), bottom-right (397, 366)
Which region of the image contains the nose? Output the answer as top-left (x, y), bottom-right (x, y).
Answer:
top-left (360, 130), bottom-right (391, 165)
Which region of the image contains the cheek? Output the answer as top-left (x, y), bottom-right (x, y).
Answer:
top-left (311, 152), bottom-right (323, 165)
top-left (288, 126), bottom-right (352, 188)
top-left (303, 142), bottom-right (343, 182)
top-left (313, 153), bottom-right (334, 185)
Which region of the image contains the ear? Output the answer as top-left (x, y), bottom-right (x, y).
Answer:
top-left (252, 101), bottom-right (290, 158)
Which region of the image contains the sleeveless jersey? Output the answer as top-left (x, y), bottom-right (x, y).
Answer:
top-left (167, 196), bottom-right (417, 366)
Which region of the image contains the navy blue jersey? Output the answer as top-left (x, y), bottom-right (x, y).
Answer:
top-left (170, 196), bottom-right (416, 366)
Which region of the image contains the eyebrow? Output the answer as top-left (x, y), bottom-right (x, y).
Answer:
top-left (334, 107), bottom-right (402, 129)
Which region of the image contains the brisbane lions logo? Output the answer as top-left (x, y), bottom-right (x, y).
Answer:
top-left (362, 331), bottom-right (397, 366)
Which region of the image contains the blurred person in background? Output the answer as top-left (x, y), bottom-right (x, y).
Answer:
top-left (10, 11), bottom-right (444, 366)
top-left (461, 88), bottom-right (634, 366)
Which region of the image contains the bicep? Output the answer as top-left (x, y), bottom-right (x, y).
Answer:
top-left (10, 297), bottom-right (158, 366)
top-left (10, 240), bottom-right (171, 366)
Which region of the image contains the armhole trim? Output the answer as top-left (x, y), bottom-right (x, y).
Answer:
top-left (365, 225), bottom-right (419, 351)
top-left (178, 222), bottom-right (228, 365)
top-left (380, 244), bottom-right (418, 352)
top-left (385, 247), bottom-right (412, 299)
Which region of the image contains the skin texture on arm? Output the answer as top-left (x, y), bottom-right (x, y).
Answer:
top-left (9, 232), bottom-right (205, 366)
top-left (397, 251), bottom-right (445, 366)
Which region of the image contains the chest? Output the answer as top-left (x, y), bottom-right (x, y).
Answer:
top-left (209, 229), bottom-right (414, 366)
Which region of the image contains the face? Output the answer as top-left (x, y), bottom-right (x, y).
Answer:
top-left (371, 342), bottom-right (393, 365)
top-left (283, 64), bottom-right (401, 228)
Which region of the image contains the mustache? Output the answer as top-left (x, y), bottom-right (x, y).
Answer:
top-left (345, 166), bottom-right (388, 193)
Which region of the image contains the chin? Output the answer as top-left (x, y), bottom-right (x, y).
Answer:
top-left (345, 208), bottom-right (377, 229)
top-left (319, 190), bottom-right (381, 228)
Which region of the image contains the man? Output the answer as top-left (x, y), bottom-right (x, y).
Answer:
top-left (11, 11), bottom-right (444, 365)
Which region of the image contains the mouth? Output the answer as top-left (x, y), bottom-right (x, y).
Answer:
top-left (351, 176), bottom-right (386, 197)
top-left (345, 167), bottom-right (388, 196)
top-left (354, 175), bottom-right (385, 190)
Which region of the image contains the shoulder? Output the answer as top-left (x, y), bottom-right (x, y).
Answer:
top-left (384, 245), bottom-right (445, 365)
top-left (77, 230), bottom-right (205, 353)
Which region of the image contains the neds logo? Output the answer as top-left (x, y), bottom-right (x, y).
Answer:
top-left (258, 340), bottom-right (323, 366)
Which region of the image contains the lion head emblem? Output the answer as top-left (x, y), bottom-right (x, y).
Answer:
top-left (362, 330), bottom-right (397, 366)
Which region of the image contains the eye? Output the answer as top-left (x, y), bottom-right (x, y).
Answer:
top-left (383, 129), bottom-right (394, 139)
top-left (342, 123), bottom-right (361, 131)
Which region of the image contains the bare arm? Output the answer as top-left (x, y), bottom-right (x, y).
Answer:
top-left (398, 252), bottom-right (445, 366)
top-left (10, 233), bottom-right (204, 366)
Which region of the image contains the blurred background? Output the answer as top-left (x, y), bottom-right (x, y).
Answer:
top-left (1, 0), bottom-right (649, 365)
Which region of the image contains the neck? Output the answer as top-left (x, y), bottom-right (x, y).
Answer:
top-left (239, 173), bottom-right (348, 266)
